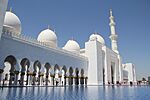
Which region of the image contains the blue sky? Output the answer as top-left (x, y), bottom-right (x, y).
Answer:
top-left (7, 0), bottom-right (150, 80)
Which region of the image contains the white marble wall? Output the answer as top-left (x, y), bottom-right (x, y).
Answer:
top-left (85, 40), bottom-right (103, 85)
top-left (0, 34), bottom-right (88, 75)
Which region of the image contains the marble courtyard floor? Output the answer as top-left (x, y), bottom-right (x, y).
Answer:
top-left (0, 86), bottom-right (150, 100)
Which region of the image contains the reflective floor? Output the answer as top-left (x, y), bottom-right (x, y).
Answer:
top-left (0, 86), bottom-right (150, 100)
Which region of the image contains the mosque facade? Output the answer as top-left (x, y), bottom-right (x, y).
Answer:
top-left (0, 0), bottom-right (136, 86)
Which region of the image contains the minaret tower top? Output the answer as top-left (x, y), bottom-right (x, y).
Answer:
top-left (109, 9), bottom-right (119, 54)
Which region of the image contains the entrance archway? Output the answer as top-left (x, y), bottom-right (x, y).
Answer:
top-left (103, 68), bottom-right (105, 85)
top-left (111, 65), bottom-right (114, 84)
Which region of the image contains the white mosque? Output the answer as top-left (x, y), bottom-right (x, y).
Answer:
top-left (0, 0), bottom-right (136, 86)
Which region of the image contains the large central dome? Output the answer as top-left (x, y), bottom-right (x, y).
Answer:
top-left (37, 28), bottom-right (57, 47)
top-left (3, 11), bottom-right (21, 34)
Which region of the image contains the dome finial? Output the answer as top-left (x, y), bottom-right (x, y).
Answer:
top-left (109, 9), bottom-right (113, 16)
top-left (94, 30), bottom-right (97, 34)
top-left (71, 36), bottom-right (74, 40)
top-left (48, 25), bottom-right (50, 29)
top-left (10, 7), bottom-right (12, 12)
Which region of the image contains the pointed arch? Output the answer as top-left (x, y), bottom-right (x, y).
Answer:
top-left (33, 60), bottom-right (41, 72)
top-left (54, 64), bottom-right (60, 72)
top-left (62, 65), bottom-right (67, 73)
top-left (44, 62), bottom-right (51, 74)
top-left (69, 67), bottom-right (73, 75)
top-left (20, 58), bottom-right (30, 71)
top-left (4, 55), bottom-right (17, 66)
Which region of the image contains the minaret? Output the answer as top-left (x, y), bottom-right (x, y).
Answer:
top-left (109, 9), bottom-right (119, 54)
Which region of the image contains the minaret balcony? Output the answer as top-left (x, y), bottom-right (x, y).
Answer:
top-left (109, 34), bottom-right (118, 40)
top-left (109, 23), bottom-right (116, 26)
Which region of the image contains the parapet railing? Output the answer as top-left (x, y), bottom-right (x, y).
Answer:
top-left (2, 31), bottom-right (88, 60)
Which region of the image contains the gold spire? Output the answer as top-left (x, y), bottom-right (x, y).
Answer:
top-left (10, 7), bottom-right (12, 12)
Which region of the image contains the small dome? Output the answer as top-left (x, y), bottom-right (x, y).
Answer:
top-left (3, 11), bottom-right (21, 34)
top-left (89, 33), bottom-right (105, 45)
top-left (63, 40), bottom-right (80, 54)
top-left (37, 28), bottom-right (57, 47)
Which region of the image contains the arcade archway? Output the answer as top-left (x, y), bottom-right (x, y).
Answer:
top-left (20, 58), bottom-right (30, 85)
top-left (32, 60), bottom-right (41, 85)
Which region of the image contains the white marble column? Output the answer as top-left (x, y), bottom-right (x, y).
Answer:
top-left (20, 72), bottom-right (25, 85)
